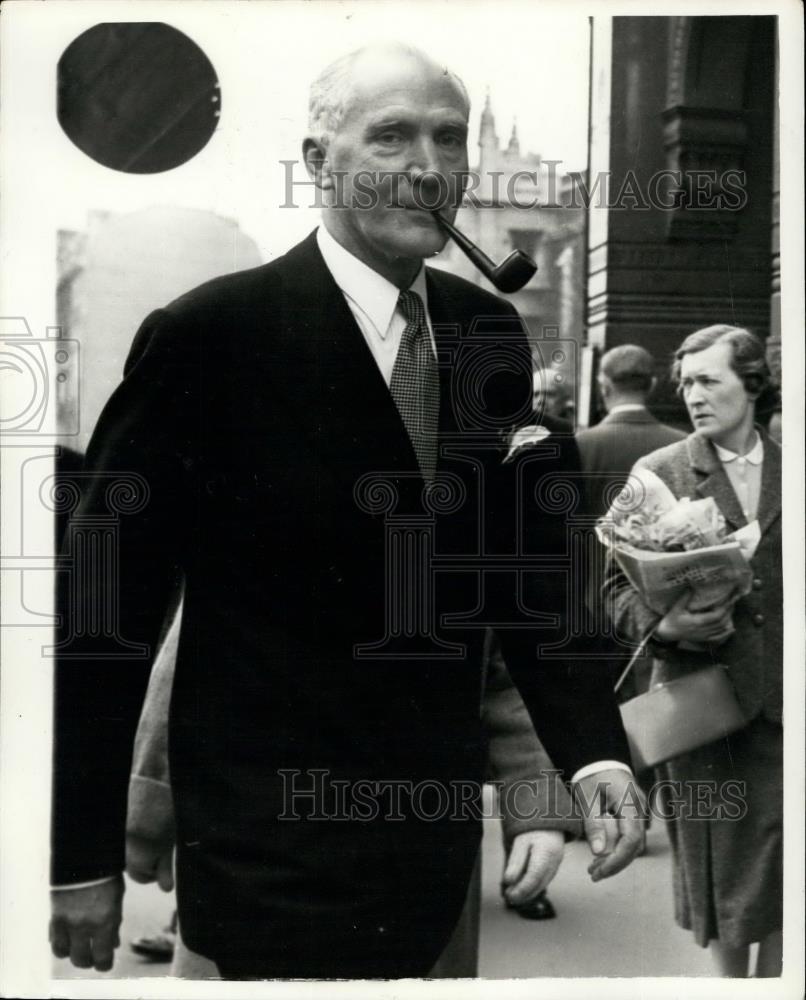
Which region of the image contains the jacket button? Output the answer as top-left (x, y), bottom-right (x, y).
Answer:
top-left (753, 578), bottom-right (762, 590)
top-left (753, 613), bottom-right (765, 626)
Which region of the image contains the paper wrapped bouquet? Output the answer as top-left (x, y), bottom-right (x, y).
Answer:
top-left (596, 467), bottom-right (759, 616)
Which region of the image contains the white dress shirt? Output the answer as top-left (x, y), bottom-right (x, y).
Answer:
top-left (316, 224), bottom-right (437, 385)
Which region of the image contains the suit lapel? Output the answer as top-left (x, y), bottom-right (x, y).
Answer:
top-left (276, 240), bottom-right (515, 493)
top-left (687, 432), bottom-right (748, 530)
top-left (756, 429), bottom-right (781, 534)
top-left (426, 268), bottom-right (463, 444)
top-left (279, 232), bottom-right (421, 482)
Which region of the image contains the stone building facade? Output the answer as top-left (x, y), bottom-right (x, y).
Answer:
top-left (57, 206), bottom-right (262, 452)
top-left (586, 15), bottom-right (779, 425)
top-left (431, 94), bottom-right (588, 406)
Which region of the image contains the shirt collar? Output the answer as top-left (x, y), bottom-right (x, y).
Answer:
top-left (713, 431), bottom-right (764, 466)
top-left (608, 404), bottom-right (648, 416)
top-left (316, 224), bottom-right (428, 339)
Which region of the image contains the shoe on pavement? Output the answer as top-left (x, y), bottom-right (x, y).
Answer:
top-left (505, 890), bottom-right (557, 921)
top-left (130, 928), bottom-right (176, 961)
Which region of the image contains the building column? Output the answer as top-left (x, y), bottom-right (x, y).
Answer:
top-left (586, 15), bottom-right (776, 422)
top-left (766, 23), bottom-right (781, 386)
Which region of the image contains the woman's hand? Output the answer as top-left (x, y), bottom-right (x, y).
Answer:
top-left (654, 590), bottom-right (737, 646)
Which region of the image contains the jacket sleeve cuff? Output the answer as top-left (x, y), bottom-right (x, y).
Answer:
top-left (51, 876), bottom-right (118, 891)
top-left (570, 760), bottom-right (633, 783)
top-left (498, 776), bottom-right (584, 849)
top-left (126, 775), bottom-right (175, 844)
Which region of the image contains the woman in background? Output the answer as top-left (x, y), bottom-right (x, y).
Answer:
top-left (603, 325), bottom-right (783, 977)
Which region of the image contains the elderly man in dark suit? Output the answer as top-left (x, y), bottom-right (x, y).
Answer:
top-left (50, 42), bottom-right (642, 979)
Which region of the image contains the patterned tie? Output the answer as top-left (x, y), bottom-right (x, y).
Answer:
top-left (390, 289), bottom-right (440, 483)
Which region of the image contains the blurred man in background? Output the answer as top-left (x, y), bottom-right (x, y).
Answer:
top-left (533, 367), bottom-right (576, 425)
top-left (577, 345), bottom-right (684, 509)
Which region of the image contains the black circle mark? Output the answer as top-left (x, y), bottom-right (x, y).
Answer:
top-left (57, 22), bottom-right (220, 174)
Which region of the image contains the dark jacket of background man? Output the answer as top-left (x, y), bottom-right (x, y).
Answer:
top-left (577, 409), bottom-right (685, 507)
top-left (577, 344), bottom-right (685, 515)
top-left (576, 345), bottom-right (685, 683)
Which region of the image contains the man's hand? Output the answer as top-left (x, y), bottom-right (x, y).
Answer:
top-left (575, 769), bottom-right (646, 882)
top-left (50, 875), bottom-right (124, 972)
top-left (126, 834), bottom-right (175, 891)
top-left (501, 830), bottom-right (564, 907)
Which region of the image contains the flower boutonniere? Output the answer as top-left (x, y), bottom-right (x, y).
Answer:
top-left (503, 424), bottom-right (553, 463)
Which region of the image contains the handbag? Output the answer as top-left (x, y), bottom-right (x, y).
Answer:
top-left (614, 635), bottom-right (748, 771)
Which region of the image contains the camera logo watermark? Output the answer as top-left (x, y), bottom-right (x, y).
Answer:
top-left (0, 318), bottom-right (79, 436)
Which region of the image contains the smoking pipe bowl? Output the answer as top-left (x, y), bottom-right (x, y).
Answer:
top-left (431, 211), bottom-right (537, 293)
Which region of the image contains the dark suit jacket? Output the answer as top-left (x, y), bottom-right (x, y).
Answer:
top-left (602, 430), bottom-right (782, 724)
top-left (577, 407), bottom-right (685, 515)
top-left (125, 621), bottom-right (581, 858)
top-left (53, 230), bottom-right (628, 977)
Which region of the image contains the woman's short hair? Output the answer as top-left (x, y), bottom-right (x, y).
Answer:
top-left (671, 324), bottom-right (774, 399)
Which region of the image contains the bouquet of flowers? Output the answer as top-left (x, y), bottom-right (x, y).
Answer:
top-left (596, 467), bottom-right (758, 616)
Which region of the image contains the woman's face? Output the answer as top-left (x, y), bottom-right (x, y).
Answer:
top-left (679, 341), bottom-right (756, 447)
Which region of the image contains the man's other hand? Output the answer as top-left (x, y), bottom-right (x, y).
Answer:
top-left (575, 769), bottom-right (646, 881)
top-left (126, 834), bottom-right (175, 891)
top-left (501, 830), bottom-right (564, 907)
top-left (50, 875), bottom-right (124, 972)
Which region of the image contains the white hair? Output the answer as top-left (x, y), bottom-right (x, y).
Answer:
top-left (308, 43), bottom-right (470, 146)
